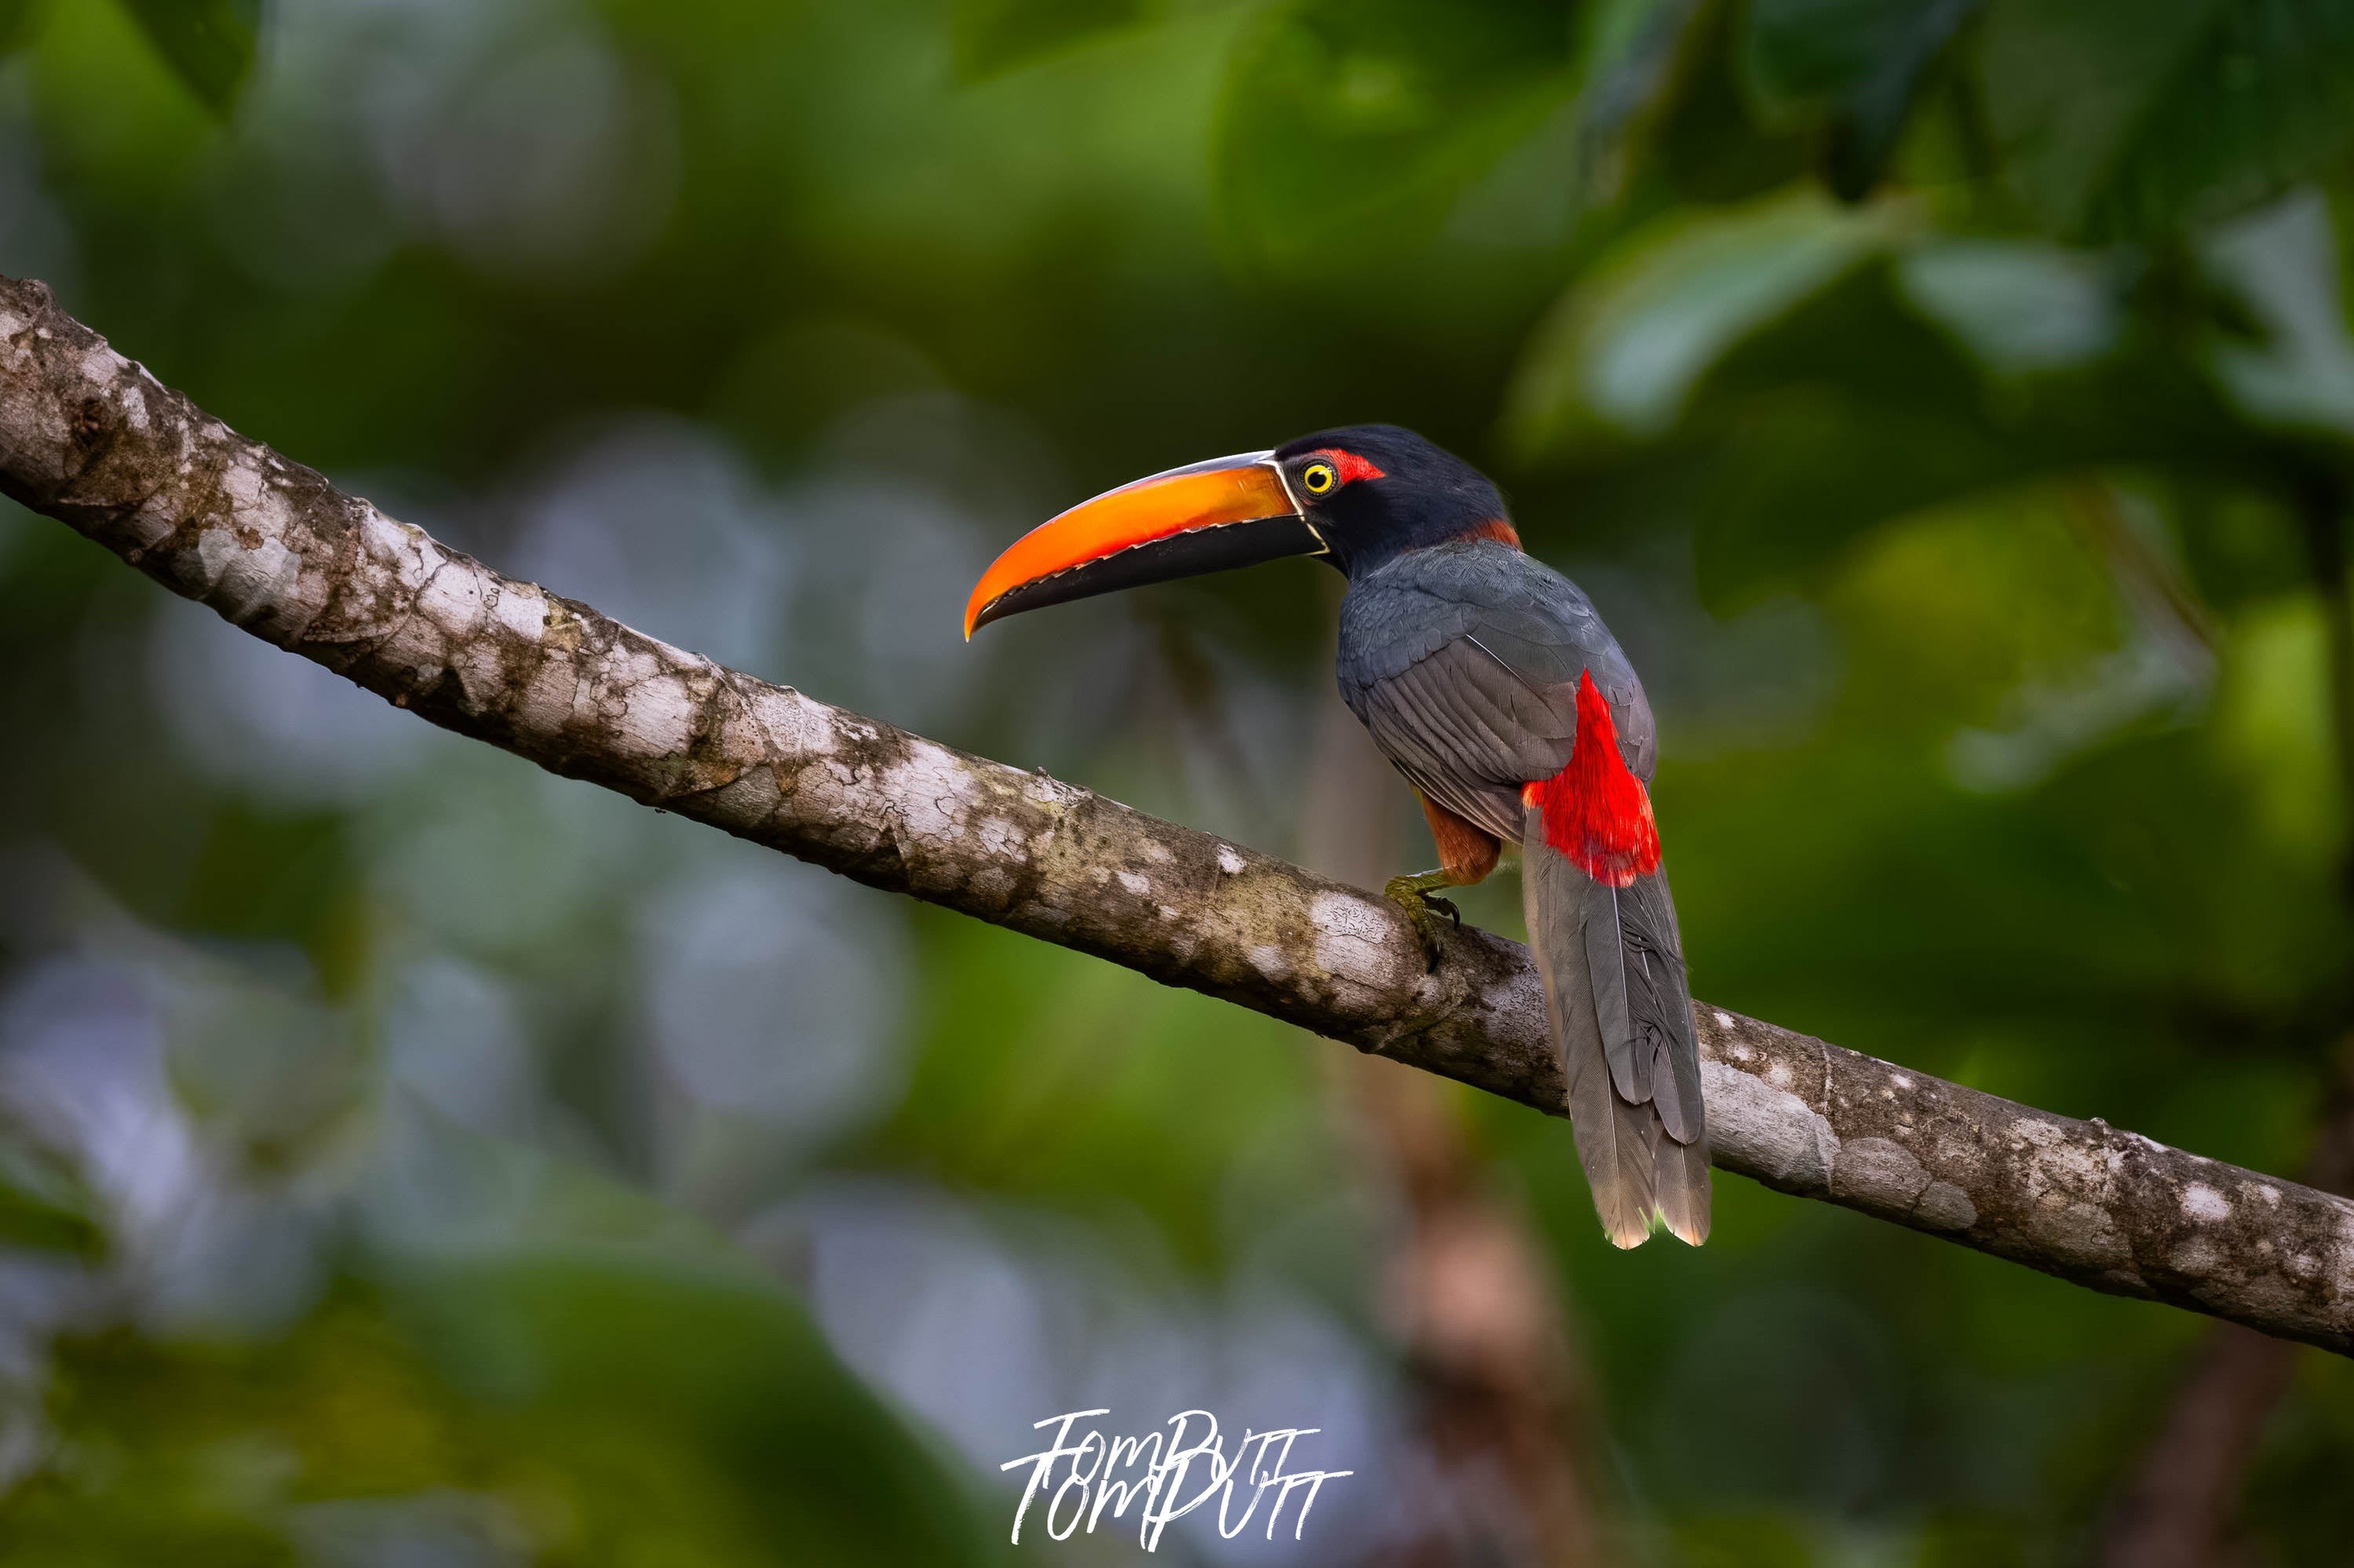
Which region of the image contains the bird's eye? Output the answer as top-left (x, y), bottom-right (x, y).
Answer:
top-left (1302, 461), bottom-right (1337, 495)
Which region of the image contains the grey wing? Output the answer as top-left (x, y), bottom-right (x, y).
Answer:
top-left (1335, 543), bottom-right (1657, 838)
top-left (1346, 636), bottom-right (1571, 841)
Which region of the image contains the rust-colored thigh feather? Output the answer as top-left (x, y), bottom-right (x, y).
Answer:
top-left (1419, 793), bottom-right (1501, 885)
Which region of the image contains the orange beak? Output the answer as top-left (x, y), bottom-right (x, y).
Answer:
top-left (963, 451), bottom-right (1319, 638)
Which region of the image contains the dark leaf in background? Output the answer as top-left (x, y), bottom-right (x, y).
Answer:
top-left (174, 801), bottom-right (365, 990)
top-left (1979, 0), bottom-right (2354, 240)
top-left (115, 0), bottom-right (257, 118)
top-left (1677, 260), bottom-right (2029, 607)
top-left (1642, 0), bottom-right (1819, 203)
top-left (401, 1249), bottom-right (996, 1565)
top-left (1506, 184), bottom-right (1903, 450)
top-left (1575, 0), bottom-right (1708, 199)
top-left (1516, 206), bottom-right (2297, 610)
top-left (1687, 267), bottom-right (2283, 605)
top-left (1214, 0), bottom-right (1579, 264)
top-left (0, 0), bottom-right (46, 55)
top-left (950, 0), bottom-right (1159, 82)
top-left (1743, 0), bottom-right (1980, 199)
top-left (12, 1253), bottom-right (992, 1564)
top-left (0, 1140), bottom-right (101, 1259)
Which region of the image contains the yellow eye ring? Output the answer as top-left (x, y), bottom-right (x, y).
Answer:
top-left (1302, 462), bottom-right (1336, 495)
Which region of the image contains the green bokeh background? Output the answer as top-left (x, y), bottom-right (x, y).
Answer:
top-left (1, 0), bottom-right (2352, 1562)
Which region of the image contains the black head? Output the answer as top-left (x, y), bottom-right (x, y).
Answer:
top-left (1272, 425), bottom-right (1511, 577)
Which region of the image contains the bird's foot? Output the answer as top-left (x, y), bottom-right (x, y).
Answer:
top-left (1382, 870), bottom-right (1461, 973)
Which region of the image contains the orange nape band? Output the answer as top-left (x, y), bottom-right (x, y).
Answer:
top-left (964, 457), bottom-right (1298, 638)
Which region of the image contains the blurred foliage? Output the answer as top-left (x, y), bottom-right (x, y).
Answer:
top-left (5, 1253), bottom-right (993, 1566)
top-left (1213, 0), bottom-right (1579, 264)
top-left (951, 0), bottom-right (1161, 81)
top-left (0, 0), bottom-right (2352, 1563)
top-left (114, 0), bottom-right (257, 115)
top-left (0, 0), bottom-right (257, 114)
top-left (0, 0), bottom-right (40, 54)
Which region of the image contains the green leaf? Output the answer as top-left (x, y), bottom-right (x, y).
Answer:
top-left (1574, 0), bottom-right (1709, 199)
top-left (949, 0), bottom-right (1158, 82)
top-left (1744, 0), bottom-right (1979, 198)
top-left (399, 1249), bottom-right (995, 1563)
top-left (1896, 238), bottom-right (2122, 374)
top-left (25, 1249), bottom-right (995, 1563)
top-left (1518, 242), bottom-right (2284, 607)
top-left (0, 0), bottom-right (48, 54)
top-left (115, 0), bottom-right (257, 119)
top-left (1677, 264), bottom-right (2027, 604)
top-left (1577, 0), bottom-right (1819, 206)
top-left (0, 1138), bottom-right (102, 1258)
top-left (1677, 264), bottom-right (2279, 605)
top-left (2200, 190), bottom-right (2354, 435)
top-left (1979, 0), bottom-right (2354, 239)
top-left (1213, 0), bottom-right (1579, 264)
top-left (1506, 183), bottom-right (1904, 447)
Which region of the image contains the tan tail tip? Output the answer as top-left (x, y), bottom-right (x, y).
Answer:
top-left (1601, 1211), bottom-right (1710, 1249)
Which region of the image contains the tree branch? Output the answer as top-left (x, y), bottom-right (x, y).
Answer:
top-left (3, 274), bottom-right (2351, 1355)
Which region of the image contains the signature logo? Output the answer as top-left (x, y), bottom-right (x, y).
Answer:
top-left (1000, 1408), bottom-right (1355, 1552)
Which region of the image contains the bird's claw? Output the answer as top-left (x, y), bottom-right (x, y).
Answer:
top-left (1382, 875), bottom-right (1456, 974)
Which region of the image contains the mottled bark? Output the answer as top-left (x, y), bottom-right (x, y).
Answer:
top-left (3, 274), bottom-right (2352, 1355)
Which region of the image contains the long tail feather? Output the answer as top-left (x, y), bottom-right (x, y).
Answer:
top-left (1523, 808), bottom-right (1710, 1247)
top-left (1619, 870), bottom-right (1707, 1151)
top-left (1654, 1125), bottom-right (1711, 1247)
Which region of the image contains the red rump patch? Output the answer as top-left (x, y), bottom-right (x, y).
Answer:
top-left (1313, 448), bottom-right (1386, 487)
top-left (1521, 671), bottom-right (1660, 887)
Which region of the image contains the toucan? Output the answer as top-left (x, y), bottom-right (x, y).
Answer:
top-left (964, 425), bottom-right (1706, 1248)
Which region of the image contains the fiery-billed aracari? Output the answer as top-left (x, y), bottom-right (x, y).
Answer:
top-left (964, 425), bottom-right (1706, 1247)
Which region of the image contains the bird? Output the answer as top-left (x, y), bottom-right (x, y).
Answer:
top-left (962, 425), bottom-right (1706, 1248)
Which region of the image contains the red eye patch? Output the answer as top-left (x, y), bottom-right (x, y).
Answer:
top-left (1313, 448), bottom-right (1386, 486)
